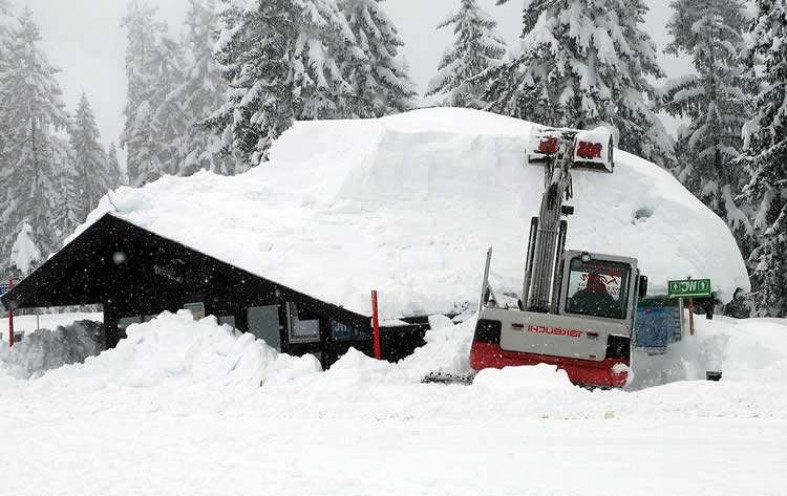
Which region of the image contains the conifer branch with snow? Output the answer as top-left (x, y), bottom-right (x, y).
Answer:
top-left (740, 0), bottom-right (787, 317)
top-left (0, 8), bottom-right (70, 276)
top-left (339, 0), bottom-right (416, 117)
top-left (208, 0), bottom-right (366, 167)
top-left (663, 0), bottom-right (753, 251)
top-left (426, 0), bottom-right (507, 108)
top-left (480, 0), bottom-right (674, 166)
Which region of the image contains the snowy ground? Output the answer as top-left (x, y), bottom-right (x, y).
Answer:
top-left (1, 311), bottom-right (785, 495)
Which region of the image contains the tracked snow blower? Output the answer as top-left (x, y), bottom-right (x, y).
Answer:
top-left (469, 127), bottom-right (648, 388)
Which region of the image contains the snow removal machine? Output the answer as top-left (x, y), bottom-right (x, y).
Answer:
top-left (469, 127), bottom-right (648, 388)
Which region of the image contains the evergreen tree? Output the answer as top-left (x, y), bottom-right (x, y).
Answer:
top-left (70, 93), bottom-right (118, 219)
top-left (0, 0), bottom-right (15, 85)
top-left (9, 221), bottom-right (41, 277)
top-left (482, 0), bottom-right (674, 165)
top-left (121, 0), bottom-right (167, 187)
top-left (208, 0), bottom-right (360, 167)
top-left (741, 0), bottom-right (787, 317)
top-left (49, 135), bottom-right (82, 242)
top-left (152, 33), bottom-right (189, 177)
top-left (106, 141), bottom-right (125, 186)
top-left (339, 0), bottom-right (416, 117)
top-left (426, 0), bottom-right (507, 108)
top-left (0, 9), bottom-right (69, 276)
top-left (175, 0), bottom-right (234, 175)
top-left (664, 0), bottom-right (752, 243)
top-left (0, 0), bottom-right (13, 55)
top-left (0, 0), bottom-right (17, 175)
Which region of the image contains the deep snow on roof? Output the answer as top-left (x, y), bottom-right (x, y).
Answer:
top-left (70, 108), bottom-right (749, 319)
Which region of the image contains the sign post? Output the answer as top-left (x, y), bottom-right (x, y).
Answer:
top-left (1, 278), bottom-right (14, 347)
top-left (371, 290), bottom-right (381, 360)
top-left (668, 278), bottom-right (712, 337)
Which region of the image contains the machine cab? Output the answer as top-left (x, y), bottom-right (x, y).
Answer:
top-left (558, 250), bottom-right (643, 333)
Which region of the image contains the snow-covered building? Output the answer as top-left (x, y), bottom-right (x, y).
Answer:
top-left (1, 109), bottom-right (750, 366)
top-left (0, 213), bottom-right (425, 366)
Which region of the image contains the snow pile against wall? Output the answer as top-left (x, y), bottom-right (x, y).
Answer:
top-left (25, 311), bottom-right (321, 391)
top-left (70, 108), bottom-right (749, 319)
top-left (0, 320), bottom-right (104, 379)
top-left (1, 312), bottom-right (785, 422)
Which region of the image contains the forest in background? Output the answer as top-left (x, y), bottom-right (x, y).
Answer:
top-left (0, 0), bottom-right (785, 317)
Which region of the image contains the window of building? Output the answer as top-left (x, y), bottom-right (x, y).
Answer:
top-left (118, 316), bottom-right (142, 333)
top-left (331, 321), bottom-right (368, 341)
top-left (247, 305), bottom-right (281, 350)
top-left (286, 302), bottom-right (320, 343)
top-left (218, 315), bottom-right (236, 329)
top-left (183, 302), bottom-right (205, 320)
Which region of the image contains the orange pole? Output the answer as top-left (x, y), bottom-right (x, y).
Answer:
top-left (8, 278), bottom-right (14, 347)
top-left (371, 290), bottom-right (381, 360)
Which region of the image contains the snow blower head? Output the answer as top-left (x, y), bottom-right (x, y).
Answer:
top-left (528, 126), bottom-right (615, 173)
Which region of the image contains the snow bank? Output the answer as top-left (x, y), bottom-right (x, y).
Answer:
top-left (19, 311), bottom-right (320, 392)
top-left (1, 311), bottom-right (785, 421)
top-left (717, 318), bottom-right (787, 383)
top-left (68, 108), bottom-right (748, 318)
top-left (0, 320), bottom-right (103, 379)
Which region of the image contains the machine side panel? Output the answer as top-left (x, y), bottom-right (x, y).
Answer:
top-left (487, 307), bottom-right (628, 362)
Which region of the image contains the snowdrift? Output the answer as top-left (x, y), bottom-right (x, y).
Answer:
top-left (19, 311), bottom-right (322, 391)
top-left (0, 320), bottom-right (103, 379)
top-left (1, 317), bottom-right (783, 496)
top-left (2, 311), bottom-right (784, 421)
top-left (68, 108), bottom-right (749, 319)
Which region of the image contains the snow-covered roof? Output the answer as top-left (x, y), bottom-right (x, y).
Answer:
top-left (68, 108), bottom-right (749, 319)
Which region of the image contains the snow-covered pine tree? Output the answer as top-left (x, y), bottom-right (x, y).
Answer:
top-left (151, 33), bottom-right (189, 177)
top-left (174, 0), bottom-right (234, 176)
top-left (0, 9), bottom-right (69, 276)
top-left (663, 0), bottom-right (752, 244)
top-left (482, 0), bottom-right (674, 165)
top-left (121, 0), bottom-right (167, 187)
top-left (425, 0), bottom-right (507, 108)
top-left (339, 0), bottom-right (416, 117)
top-left (49, 135), bottom-right (82, 243)
top-left (106, 141), bottom-right (125, 186)
top-left (208, 0), bottom-right (360, 166)
top-left (741, 0), bottom-right (787, 317)
top-left (0, 0), bottom-right (17, 174)
top-left (9, 221), bottom-right (41, 277)
top-left (0, 0), bottom-right (13, 58)
top-left (0, 0), bottom-right (14, 81)
top-left (69, 93), bottom-right (117, 220)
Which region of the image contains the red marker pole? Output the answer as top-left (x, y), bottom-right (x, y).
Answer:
top-left (8, 278), bottom-right (14, 347)
top-left (371, 290), bottom-right (381, 360)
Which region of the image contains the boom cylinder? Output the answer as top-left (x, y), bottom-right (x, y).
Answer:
top-left (520, 217), bottom-right (539, 310)
top-left (525, 144), bottom-right (573, 313)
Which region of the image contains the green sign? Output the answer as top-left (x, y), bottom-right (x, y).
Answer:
top-left (668, 279), bottom-right (712, 298)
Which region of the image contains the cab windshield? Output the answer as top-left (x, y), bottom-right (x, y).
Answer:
top-left (564, 257), bottom-right (631, 320)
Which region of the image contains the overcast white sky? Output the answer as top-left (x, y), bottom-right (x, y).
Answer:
top-left (21, 0), bottom-right (689, 155)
